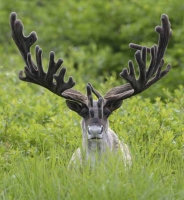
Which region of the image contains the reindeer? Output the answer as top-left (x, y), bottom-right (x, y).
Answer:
top-left (10, 12), bottom-right (172, 167)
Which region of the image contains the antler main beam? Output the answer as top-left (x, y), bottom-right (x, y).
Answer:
top-left (104, 14), bottom-right (172, 102)
top-left (10, 12), bottom-right (89, 105)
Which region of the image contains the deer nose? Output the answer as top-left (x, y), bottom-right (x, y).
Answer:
top-left (88, 125), bottom-right (103, 139)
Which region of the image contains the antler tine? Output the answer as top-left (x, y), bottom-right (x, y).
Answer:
top-left (10, 12), bottom-right (89, 105)
top-left (87, 83), bottom-right (104, 99)
top-left (155, 14), bottom-right (172, 61)
top-left (10, 12), bottom-right (37, 66)
top-left (87, 84), bottom-right (94, 118)
top-left (129, 43), bottom-right (151, 53)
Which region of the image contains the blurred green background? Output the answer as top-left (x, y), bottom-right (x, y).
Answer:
top-left (0, 0), bottom-right (183, 99)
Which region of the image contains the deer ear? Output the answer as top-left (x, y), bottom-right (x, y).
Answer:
top-left (105, 100), bottom-right (123, 113)
top-left (66, 100), bottom-right (88, 118)
top-left (66, 100), bottom-right (83, 114)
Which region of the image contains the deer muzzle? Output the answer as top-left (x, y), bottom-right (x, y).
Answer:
top-left (87, 125), bottom-right (103, 140)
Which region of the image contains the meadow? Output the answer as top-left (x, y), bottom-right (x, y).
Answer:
top-left (0, 71), bottom-right (184, 199)
top-left (0, 0), bottom-right (184, 199)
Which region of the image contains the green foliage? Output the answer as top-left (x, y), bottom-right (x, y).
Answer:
top-left (0, 0), bottom-right (184, 199)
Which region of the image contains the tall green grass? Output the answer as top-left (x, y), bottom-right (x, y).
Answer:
top-left (1, 146), bottom-right (184, 199)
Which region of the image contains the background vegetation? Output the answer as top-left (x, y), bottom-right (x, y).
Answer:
top-left (0, 0), bottom-right (184, 98)
top-left (0, 0), bottom-right (184, 199)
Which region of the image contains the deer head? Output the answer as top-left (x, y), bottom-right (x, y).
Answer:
top-left (10, 12), bottom-right (172, 158)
